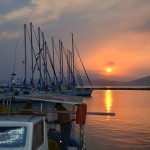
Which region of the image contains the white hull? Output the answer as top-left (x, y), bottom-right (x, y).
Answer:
top-left (63, 88), bottom-right (93, 96)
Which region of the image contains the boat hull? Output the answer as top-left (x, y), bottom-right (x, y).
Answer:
top-left (63, 88), bottom-right (93, 96)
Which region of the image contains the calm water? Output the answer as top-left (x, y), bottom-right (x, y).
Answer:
top-left (83, 90), bottom-right (150, 150)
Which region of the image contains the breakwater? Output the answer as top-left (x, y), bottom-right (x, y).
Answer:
top-left (76, 86), bottom-right (150, 90)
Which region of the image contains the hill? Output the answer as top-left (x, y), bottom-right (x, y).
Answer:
top-left (127, 76), bottom-right (150, 86)
top-left (88, 75), bottom-right (150, 86)
top-left (89, 78), bottom-right (126, 86)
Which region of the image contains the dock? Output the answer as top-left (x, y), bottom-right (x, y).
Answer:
top-left (76, 86), bottom-right (150, 90)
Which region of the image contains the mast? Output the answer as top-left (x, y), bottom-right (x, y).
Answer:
top-left (74, 38), bottom-right (92, 87)
top-left (24, 24), bottom-right (27, 86)
top-left (66, 49), bottom-right (73, 87)
top-left (30, 22), bottom-right (34, 87)
top-left (46, 44), bottom-right (60, 89)
top-left (59, 39), bottom-right (62, 86)
top-left (41, 32), bottom-right (45, 86)
top-left (42, 32), bottom-right (48, 87)
top-left (61, 41), bottom-right (64, 86)
top-left (45, 41), bottom-right (48, 87)
top-left (67, 50), bottom-right (70, 86)
top-left (52, 37), bottom-right (55, 86)
top-left (72, 33), bottom-right (75, 87)
top-left (69, 50), bottom-right (72, 86)
top-left (38, 27), bottom-right (41, 85)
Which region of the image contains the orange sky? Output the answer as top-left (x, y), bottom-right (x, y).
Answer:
top-left (82, 31), bottom-right (150, 81)
top-left (0, 0), bottom-right (150, 81)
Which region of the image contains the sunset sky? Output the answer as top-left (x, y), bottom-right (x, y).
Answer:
top-left (0, 0), bottom-right (150, 82)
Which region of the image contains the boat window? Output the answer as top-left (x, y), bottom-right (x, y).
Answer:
top-left (0, 126), bottom-right (27, 148)
top-left (32, 120), bottom-right (44, 150)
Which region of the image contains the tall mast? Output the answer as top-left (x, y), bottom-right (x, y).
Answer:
top-left (24, 24), bottom-right (27, 86)
top-left (52, 37), bottom-right (55, 85)
top-left (45, 41), bottom-right (48, 87)
top-left (30, 22), bottom-right (34, 87)
top-left (42, 32), bottom-right (46, 86)
top-left (70, 51), bottom-right (73, 87)
top-left (72, 33), bottom-right (75, 87)
top-left (38, 27), bottom-right (41, 85)
top-left (59, 39), bottom-right (62, 86)
top-left (42, 32), bottom-right (48, 87)
top-left (67, 49), bottom-right (71, 86)
top-left (61, 41), bottom-right (64, 85)
top-left (74, 38), bottom-right (92, 87)
top-left (69, 50), bottom-right (71, 86)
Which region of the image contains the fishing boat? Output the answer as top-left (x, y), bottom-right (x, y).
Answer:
top-left (0, 115), bottom-right (48, 150)
top-left (0, 92), bottom-right (115, 150)
top-left (0, 93), bottom-right (84, 150)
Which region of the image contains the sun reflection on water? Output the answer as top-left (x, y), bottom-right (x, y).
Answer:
top-left (105, 90), bottom-right (112, 115)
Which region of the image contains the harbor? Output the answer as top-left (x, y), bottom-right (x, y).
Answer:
top-left (1, 1), bottom-right (150, 149)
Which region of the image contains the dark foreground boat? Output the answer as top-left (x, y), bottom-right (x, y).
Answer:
top-left (0, 93), bottom-right (115, 150)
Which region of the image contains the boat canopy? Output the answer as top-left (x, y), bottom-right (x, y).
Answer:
top-left (15, 93), bottom-right (83, 105)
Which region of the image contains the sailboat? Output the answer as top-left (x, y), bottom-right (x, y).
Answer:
top-left (22, 23), bottom-right (93, 96)
top-left (62, 33), bottom-right (93, 96)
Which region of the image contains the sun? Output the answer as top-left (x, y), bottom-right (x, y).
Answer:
top-left (106, 68), bottom-right (112, 73)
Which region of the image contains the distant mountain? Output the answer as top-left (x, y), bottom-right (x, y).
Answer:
top-left (88, 78), bottom-right (126, 86)
top-left (85, 75), bottom-right (150, 86)
top-left (127, 76), bottom-right (150, 86)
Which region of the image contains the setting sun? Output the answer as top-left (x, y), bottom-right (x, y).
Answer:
top-left (106, 68), bottom-right (112, 73)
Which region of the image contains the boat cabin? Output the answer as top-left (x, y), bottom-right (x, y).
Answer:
top-left (0, 115), bottom-right (48, 150)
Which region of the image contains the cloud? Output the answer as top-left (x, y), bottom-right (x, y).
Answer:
top-left (0, 1), bottom-right (58, 25)
top-left (1, 0), bottom-right (98, 25)
top-left (0, 31), bottom-right (20, 40)
top-left (132, 18), bottom-right (150, 33)
top-left (1, 0), bottom-right (150, 35)
top-left (105, 62), bottom-right (116, 67)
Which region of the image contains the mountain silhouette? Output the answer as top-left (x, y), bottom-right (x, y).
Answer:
top-left (127, 76), bottom-right (150, 86)
top-left (89, 75), bottom-right (150, 86)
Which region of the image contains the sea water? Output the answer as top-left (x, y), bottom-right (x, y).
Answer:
top-left (83, 90), bottom-right (150, 150)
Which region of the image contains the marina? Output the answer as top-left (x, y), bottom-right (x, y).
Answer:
top-left (1, 2), bottom-right (150, 150)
